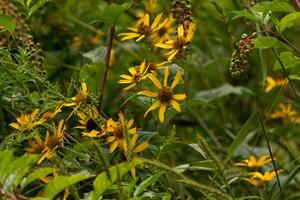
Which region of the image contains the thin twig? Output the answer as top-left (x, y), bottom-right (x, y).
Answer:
top-left (98, 26), bottom-right (115, 113)
top-left (292, 0), bottom-right (300, 10)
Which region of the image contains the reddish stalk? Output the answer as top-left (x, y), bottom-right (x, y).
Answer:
top-left (292, 0), bottom-right (300, 9)
top-left (98, 26), bottom-right (115, 113)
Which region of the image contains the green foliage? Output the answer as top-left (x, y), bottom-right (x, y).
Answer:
top-left (274, 51), bottom-right (300, 70)
top-left (0, 14), bottom-right (16, 32)
top-left (253, 36), bottom-right (282, 49)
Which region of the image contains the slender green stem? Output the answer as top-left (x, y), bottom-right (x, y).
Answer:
top-left (258, 110), bottom-right (284, 200)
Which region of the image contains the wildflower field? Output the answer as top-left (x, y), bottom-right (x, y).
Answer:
top-left (1, 0), bottom-right (300, 199)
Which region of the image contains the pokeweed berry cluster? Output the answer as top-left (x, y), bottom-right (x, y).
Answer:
top-left (229, 34), bottom-right (254, 78)
top-left (172, 0), bottom-right (193, 25)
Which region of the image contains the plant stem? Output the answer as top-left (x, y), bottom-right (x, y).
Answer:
top-left (292, 0), bottom-right (300, 10)
top-left (258, 110), bottom-right (284, 200)
top-left (98, 26), bottom-right (115, 113)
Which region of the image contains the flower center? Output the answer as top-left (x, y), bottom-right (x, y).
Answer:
top-left (158, 87), bottom-right (173, 103)
top-left (158, 28), bottom-right (167, 36)
top-left (75, 92), bottom-right (87, 105)
top-left (138, 25), bottom-right (151, 35)
top-left (41, 112), bottom-right (52, 121)
top-left (173, 36), bottom-right (186, 49)
top-left (115, 125), bottom-right (123, 139)
top-left (86, 119), bottom-right (98, 131)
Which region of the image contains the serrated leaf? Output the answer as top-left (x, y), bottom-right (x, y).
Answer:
top-left (101, 3), bottom-right (129, 25)
top-left (0, 14), bottom-right (16, 32)
top-left (82, 47), bottom-right (107, 63)
top-left (93, 160), bottom-right (142, 199)
top-left (195, 84), bottom-right (252, 102)
top-left (223, 111), bottom-right (258, 164)
top-left (253, 36), bottom-right (282, 49)
top-left (274, 51), bottom-right (300, 70)
top-left (134, 171), bottom-right (164, 197)
top-left (44, 171), bottom-right (91, 200)
top-left (21, 167), bottom-right (58, 189)
top-left (279, 12), bottom-right (300, 32)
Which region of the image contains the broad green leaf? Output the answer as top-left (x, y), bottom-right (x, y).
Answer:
top-left (21, 167), bottom-right (58, 189)
top-left (101, 3), bottom-right (130, 25)
top-left (93, 160), bottom-right (142, 199)
top-left (274, 51), bottom-right (300, 70)
top-left (253, 36), bottom-right (282, 49)
top-left (82, 47), bottom-right (107, 63)
top-left (0, 150), bottom-right (14, 181)
top-left (134, 171), bottom-right (164, 197)
top-left (253, 2), bottom-right (295, 13)
top-left (231, 10), bottom-right (258, 21)
top-left (223, 111), bottom-right (258, 164)
top-left (44, 171), bottom-right (91, 200)
top-left (195, 84), bottom-right (252, 102)
top-left (0, 14), bottom-right (16, 32)
top-left (2, 154), bottom-right (39, 193)
top-left (279, 12), bottom-right (300, 32)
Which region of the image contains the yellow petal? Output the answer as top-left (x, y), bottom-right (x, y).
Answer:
top-left (173, 94), bottom-right (186, 100)
top-left (118, 112), bottom-right (125, 128)
top-left (136, 35), bottom-right (145, 42)
top-left (185, 22), bottom-right (196, 42)
top-left (9, 123), bottom-right (20, 130)
top-left (118, 79), bottom-right (133, 84)
top-left (151, 13), bottom-right (162, 29)
top-left (149, 74), bottom-right (162, 89)
top-left (138, 90), bottom-right (158, 97)
top-left (170, 100), bottom-right (181, 112)
top-left (120, 75), bottom-right (132, 80)
top-left (159, 103), bottom-right (167, 122)
top-left (144, 100), bottom-right (160, 117)
top-left (109, 141), bottom-right (119, 153)
top-left (143, 14), bottom-right (150, 26)
top-left (171, 69), bottom-right (182, 89)
top-left (155, 43), bottom-right (173, 49)
top-left (107, 136), bottom-right (116, 143)
top-left (82, 82), bottom-right (87, 94)
top-left (128, 67), bottom-right (137, 75)
top-left (133, 142), bottom-right (149, 153)
top-left (163, 67), bottom-right (169, 87)
top-left (178, 24), bottom-right (184, 37)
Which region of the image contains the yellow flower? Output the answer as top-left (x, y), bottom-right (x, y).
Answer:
top-left (151, 15), bottom-right (175, 43)
top-left (118, 61), bottom-right (149, 91)
top-left (9, 109), bottom-right (44, 132)
top-left (64, 82), bottom-right (88, 107)
top-left (75, 106), bottom-right (106, 138)
top-left (40, 104), bottom-right (63, 122)
top-left (265, 76), bottom-right (287, 93)
top-left (155, 22), bottom-right (196, 60)
top-left (118, 13), bottom-right (167, 42)
top-left (234, 155), bottom-right (272, 168)
top-left (138, 67), bottom-right (186, 122)
top-left (26, 120), bottom-right (65, 164)
top-left (269, 103), bottom-right (297, 124)
top-left (243, 170), bottom-right (283, 187)
top-left (72, 36), bottom-right (82, 47)
top-left (145, 60), bottom-right (170, 74)
top-left (106, 112), bottom-right (137, 153)
top-left (135, 0), bottom-right (157, 25)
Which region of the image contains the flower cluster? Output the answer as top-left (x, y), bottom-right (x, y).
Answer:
top-left (118, 7), bottom-right (195, 122)
top-left (269, 103), bottom-right (300, 124)
top-left (235, 155), bottom-right (283, 187)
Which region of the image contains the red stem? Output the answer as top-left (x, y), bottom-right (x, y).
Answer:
top-left (98, 26), bottom-right (115, 113)
top-left (293, 0), bottom-right (300, 9)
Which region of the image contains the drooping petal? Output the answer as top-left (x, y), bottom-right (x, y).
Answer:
top-left (173, 94), bottom-right (186, 100)
top-left (166, 49), bottom-right (179, 61)
top-left (170, 100), bottom-right (181, 112)
top-left (107, 136), bottom-right (116, 143)
top-left (148, 74), bottom-right (162, 89)
top-left (171, 69), bottom-right (182, 89)
top-left (155, 43), bottom-right (173, 49)
top-left (151, 13), bottom-right (162, 29)
top-left (133, 142), bottom-right (149, 153)
top-left (178, 24), bottom-right (184, 37)
top-left (120, 33), bottom-right (141, 41)
top-left (136, 34), bottom-right (146, 42)
top-left (127, 119), bottom-right (134, 128)
top-left (122, 83), bottom-right (136, 91)
top-left (109, 141), bottom-right (119, 153)
top-left (163, 67), bottom-right (169, 87)
top-left (159, 103), bottom-right (167, 122)
top-left (144, 100), bottom-right (160, 117)
top-left (138, 90), bottom-right (158, 97)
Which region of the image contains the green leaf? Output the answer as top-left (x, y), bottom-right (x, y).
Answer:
top-left (0, 14), bottom-right (16, 32)
top-left (274, 51), bottom-right (300, 70)
top-left (44, 171), bottom-right (91, 200)
top-left (93, 160), bottom-right (142, 199)
top-left (101, 3), bottom-right (130, 25)
top-left (279, 12), bottom-right (300, 33)
top-left (134, 171), bottom-right (164, 197)
top-left (188, 143), bottom-right (207, 158)
top-left (189, 160), bottom-right (215, 171)
top-left (231, 10), bottom-right (258, 22)
top-left (223, 111), bottom-right (258, 164)
top-left (28, 0), bottom-right (49, 17)
top-left (21, 167), bottom-right (58, 189)
top-left (253, 36), bottom-right (282, 49)
top-left (253, 2), bottom-right (295, 13)
top-left (82, 47), bottom-right (107, 63)
top-left (195, 84), bottom-right (252, 102)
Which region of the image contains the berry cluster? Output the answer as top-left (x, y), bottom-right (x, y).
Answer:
top-left (229, 34), bottom-right (254, 78)
top-left (172, 0), bottom-right (193, 25)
